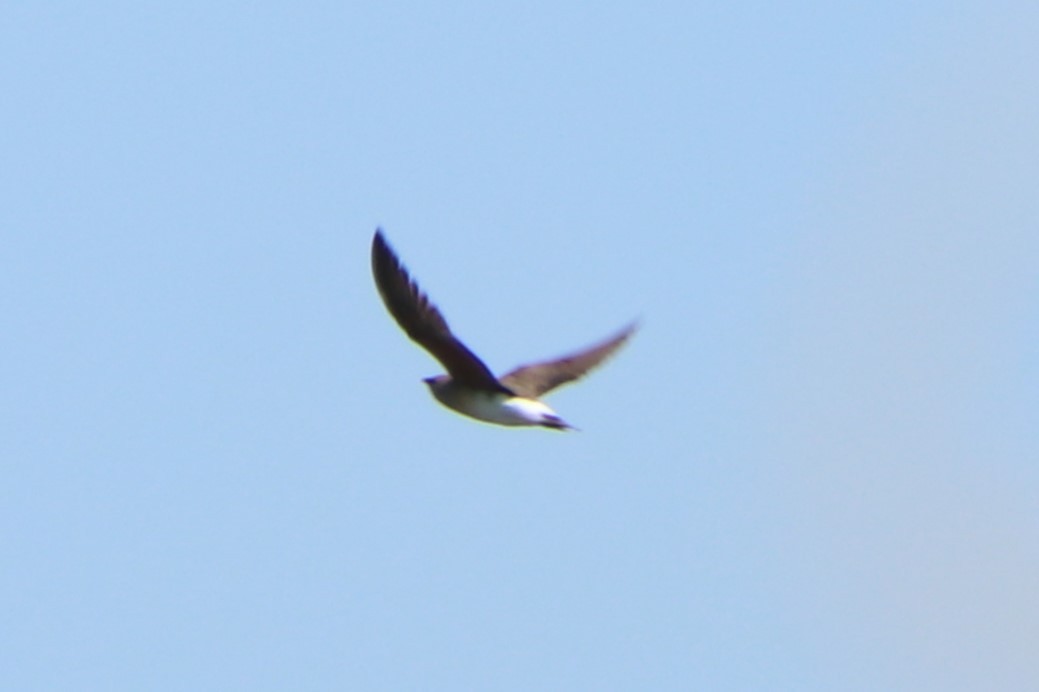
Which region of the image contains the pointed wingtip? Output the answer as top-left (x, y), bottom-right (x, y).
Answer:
top-left (603, 319), bottom-right (640, 349)
top-left (372, 227), bottom-right (388, 251)
top-left (371, 228), bottom-right (393, 283)
top-left (372, 229), bottom-right (405, 282)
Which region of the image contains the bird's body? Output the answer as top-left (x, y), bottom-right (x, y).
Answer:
top-left (423, 377), bottom-right (572, 429)
top-left (371, 229), bottom-right (635, 430)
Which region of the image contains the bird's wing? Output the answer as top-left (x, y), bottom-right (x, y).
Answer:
top-left (371, 230), bottom-right (511, 392)
top-left (499, 322), bottom-right (637, 398)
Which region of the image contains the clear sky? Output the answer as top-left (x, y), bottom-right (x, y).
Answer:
top-left (3, 2), bottom-right (1037, 690)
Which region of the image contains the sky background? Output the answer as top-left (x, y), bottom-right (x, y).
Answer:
top-left (3, 2), bottom-right (1038, 690)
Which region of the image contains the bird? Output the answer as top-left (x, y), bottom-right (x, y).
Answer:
top-left (371, 228), bottom-right (636, 430)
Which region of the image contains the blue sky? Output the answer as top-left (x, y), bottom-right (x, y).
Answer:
top-left (3, 2), bottom-right (1037, 689)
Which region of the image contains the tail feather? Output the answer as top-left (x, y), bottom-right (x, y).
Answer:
top-left (541, 414), bottom-right (577, 431)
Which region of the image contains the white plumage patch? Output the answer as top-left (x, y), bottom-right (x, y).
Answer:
top-left (464, 394), bottom-right (559, 427)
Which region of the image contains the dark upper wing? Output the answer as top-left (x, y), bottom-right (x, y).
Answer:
top-left (371, 229), bottom-right (509, 392)
top-left (499, 322), bottom-right (638, 398)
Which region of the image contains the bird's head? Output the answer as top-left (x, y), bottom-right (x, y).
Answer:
top-left (422, 375), bottom-right (450, 390)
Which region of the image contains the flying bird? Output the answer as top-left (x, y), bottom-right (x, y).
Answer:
top-left (371, 229), bottom-right (636, 430)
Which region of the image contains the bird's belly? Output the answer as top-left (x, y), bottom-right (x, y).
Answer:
top-left (450, 394), bottom-right (556, 427)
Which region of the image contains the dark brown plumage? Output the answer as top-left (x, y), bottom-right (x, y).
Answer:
top-left (371, 228), bottom-right (636, 427)
top-left (371, 230), bottom-right (509, 393)
top-left (498, 323), bottom-right (637, 398)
